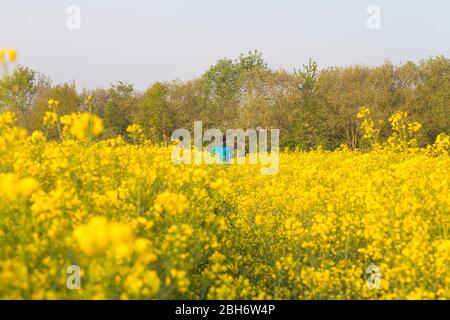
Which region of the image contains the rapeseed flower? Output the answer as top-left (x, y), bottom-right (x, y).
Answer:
top-left (7, 48), bottom-right (17, 63)
top-left (0, 108), bottom-right (448, 300)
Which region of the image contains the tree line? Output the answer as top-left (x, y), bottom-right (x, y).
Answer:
top-left (0, 51), bottom-right (448, 149)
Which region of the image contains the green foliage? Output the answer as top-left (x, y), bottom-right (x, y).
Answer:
top-left (415, 55), bottom-right (450, 144)
top-left (201, 50), bottom-right (268, 128)
top-left (22, 82), bottom-right (79, 137)
top-left (294, 58), bottom-right (318, 103)
top-left (104, 82), bottom-right (136, 137)
top-left (138, 82), bottom-right (172, 143)
top-left (0, 66), bottom-right (37, 113)
top-left (289, 59), bottom-right (322, 150)
top-left (2, 54), bottom-right (448, 148)
top-left (80, 88), bottom-right (109, 118)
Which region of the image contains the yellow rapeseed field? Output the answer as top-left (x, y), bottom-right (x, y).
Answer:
top-left (0, 105), bottom-right (449, 300)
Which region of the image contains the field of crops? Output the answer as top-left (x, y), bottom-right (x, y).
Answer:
top-left (0, 110), bottom-right (449, 300)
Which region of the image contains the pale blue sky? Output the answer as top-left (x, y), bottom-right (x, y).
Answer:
top-left (1, 0), bottom-right (449, 90)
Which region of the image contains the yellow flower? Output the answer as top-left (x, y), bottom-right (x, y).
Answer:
top-left (7, 48), bottom-right (17, 63)
top-left (389, 111), bottom-right (408, 132)
top-left (0, 107), bottom-right (449, 300)
top-left (29, 131), bottom-right (47, 144)
top-left (47, 99), bottom-right (59, 109)
top-left (0, 111), bottom-right (16, 127)
top-left (0, 48), bottom-right (5, 64)
top-left (19, 177), bottom-right (40, 197)
top-left (407, 121), bottom-right (422, 133)
top-left (124, 269), bottom-right (160, 298)
top-left (134, 238), bottom-right (150, 254)
top-left (153, 191), bottom-right (189, 216)
top-left (169, 269), bottom-right (190, 293)
top-left (83, 95), bottom-right (93, 105)
top-left (0, 174), bottom-right (39, 201)
top-left (73, 217), bottom-right (133, 256)
top-left (63, 112), bottom-right (104, 140)
top-left (43, 111), bottom-right (57, 126)
top-left (357, 106), bottom-right (370, 119)
top-left (126, 124), bottom-right (143, 135)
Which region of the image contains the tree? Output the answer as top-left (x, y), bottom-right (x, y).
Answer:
top-left (165, 79), bottom-right (203, 131)
top-left (0, 66), bottom-right (37, 114)
top-left (294, 58), bottom-right (318, 108)
top-left (288, 59), bottom-right (323, 149)
top-left (21, 82), bottom-right (80, 137)
top-left (104, 82), bottom-right (137, 137)
top-left (201, 50), bottom-right (268, 128)
top-left (416, 56), bottom-right (450, 144)
top-left (80, 88), bottom-right (109, 118)
top-left (137, 82), bottom-right (171, 143)
top-left (1, 52), bottom-right (448, 150)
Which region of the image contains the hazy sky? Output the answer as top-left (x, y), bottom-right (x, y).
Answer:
top-left (1, 0), bottom-right (449, 90)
